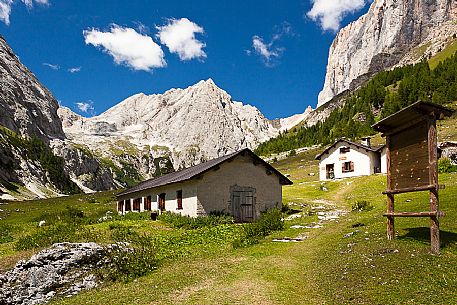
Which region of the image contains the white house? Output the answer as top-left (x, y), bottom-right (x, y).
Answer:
top-left (116, 148), bottom-right (292, 222)
top-left (316, 138), bottom-right (386, 181)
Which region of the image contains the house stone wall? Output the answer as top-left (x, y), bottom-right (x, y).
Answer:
top-left (195, 154), bottom-right (283, 219)
top-left (117, 181), bottom-right (198, 217)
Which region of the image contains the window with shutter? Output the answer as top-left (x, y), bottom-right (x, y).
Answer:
top-left (342, 161), bottom-right (354, 173)
top-left (177, 190), bottom-right (183, 210)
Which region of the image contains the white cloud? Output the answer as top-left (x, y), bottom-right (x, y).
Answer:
top-left (68, 66), bottom-right (81, 73)
top-left (0, 0), bottom-right (14, 25)
top-left (83, 24), bottom-right (166, 72)
top-left (307, 0), bottom-right (369, 32)
top-left (22, 0), bottom-right (48, 8)
top-left (252, 36), bottom-right (281, 62)
top-left (76, 101), bottom-right (95, 115)
top-left (156, 18), bottom-right (206, 61)
top-left (42, 62), bottom-right (60, 70)
top-left (0, 0), bottom-right (49, 25)
top-left (250, 23), bottom-right (293, 67)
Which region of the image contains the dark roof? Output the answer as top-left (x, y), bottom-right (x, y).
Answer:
top-left (315, 138), bottom-right (380, 160)
top-left (372, 101), bottom-right (454, 134)
top-left (117, 148), bottom-right (293, 197)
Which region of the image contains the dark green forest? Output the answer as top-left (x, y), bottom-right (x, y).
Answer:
top-left (255, 53), bottom-right (457, 156)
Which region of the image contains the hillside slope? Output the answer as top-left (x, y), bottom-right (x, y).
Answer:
top-left (256, 52), bottom-right (457, 156)
top-left (1, 149), bottom-right (456, 304)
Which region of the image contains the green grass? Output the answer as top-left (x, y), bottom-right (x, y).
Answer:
top-left (2, 153), bottom-right (457, 303)
top-left (429, 38), bottom-right (457, 69)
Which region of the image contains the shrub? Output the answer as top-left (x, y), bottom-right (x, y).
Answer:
top-left (352, 200), bottom-right (374, 212)
top-left (102, 224), bottom-right (157, 282)
top-left (121, 211), bottom-right (152, 221)
top-left (36, 206), bottom-right (94, 226)
top-left (0, 224), bottom-right (13, 244)
top-left (438, 158), bottom-right (457, 173)
top-left (15, 222), bottom-right (93, 250)
top-left (233, 208), bottom-right (284, 248)
top-left (157, 212), bottom-right (233, 229)
top-left (104, 240), bottom-right (157, 282)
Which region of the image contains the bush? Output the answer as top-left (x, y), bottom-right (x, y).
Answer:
top-left (438, 158), bottom-right (457, 173)
top-left (233, 208), bottom-right (284, 248)
top-left (352, 200), bottom-right (374, 212)
top-left (36, 206), bottom-right (105, 226)
top-left (157, 212), bottom-right (233, 229)
top-left (103, 224), bottom-right (157, 282)
top-left (121, 211), bottom-right (152, 221)
top-left (288, 149), bottom-right (297, 157)
top-left (15, 222), bottom-right (94, 250)
top-left (0, 224), bottom-right (13, 244)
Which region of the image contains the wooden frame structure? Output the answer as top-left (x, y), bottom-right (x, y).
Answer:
top-left (373, 101), bottom-right (453, 254)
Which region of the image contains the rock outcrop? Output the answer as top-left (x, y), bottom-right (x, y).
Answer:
top-left (0, 243), bottom-right (106, 305)
top-left (0, 35), bottom-right (64, 142)
top-left (58, 79), bottom-right (280, 170)
top-left (317, 0), bottom-right (457, 108)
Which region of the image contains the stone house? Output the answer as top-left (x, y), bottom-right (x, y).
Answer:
top-left (316, 138), bottom-right (386, 181)
top-left (116, 148), bottom-right (292, 222)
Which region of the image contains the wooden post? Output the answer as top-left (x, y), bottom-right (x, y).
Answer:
top-left (386, 136), bottom-right (395, 240)
top-left (428, 115), bottom-right (440, 254)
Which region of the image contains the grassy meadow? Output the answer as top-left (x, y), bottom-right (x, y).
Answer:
top-left (1, 147), bottom-right (457, 304)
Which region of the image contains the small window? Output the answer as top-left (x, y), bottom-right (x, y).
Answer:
top-left (133, 198), bottom-right (141, 211)
top-left (342, 161), bottom-right (354, 173)
top-left (145, 196), bottom-right (152, 211)
top-left (125, 199), bottom-right (131, 211)
top-left (177, 190), bottom-right (183, 210)
top-left (340, 147), bottom-right (350, 154)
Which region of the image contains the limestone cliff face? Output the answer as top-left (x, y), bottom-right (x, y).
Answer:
top-left (317, 0), bottom-right (457, 108)
top-left (0, 35), bottom-right (64, 142)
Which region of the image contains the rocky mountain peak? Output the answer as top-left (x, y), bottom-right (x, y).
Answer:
top-left (0, 35), bottom-right (65, 142)
top-left (58, 79), bottom-right (280, 170)
top-left (317, 0), bottom-right (457, 108)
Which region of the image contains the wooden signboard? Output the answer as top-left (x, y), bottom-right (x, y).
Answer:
top-left (389, 120), bottom-right (430, 190)
top-left (373, 101), bottom-right (453, 254)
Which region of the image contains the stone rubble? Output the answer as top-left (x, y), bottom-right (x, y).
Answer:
top-left (0, 243), bottom-right (107, 305)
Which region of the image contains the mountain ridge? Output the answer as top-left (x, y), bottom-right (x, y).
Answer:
top-left (317, 0), bottom-right (457, 108)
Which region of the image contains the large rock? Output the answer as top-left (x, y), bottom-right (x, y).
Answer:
top-left (317, 0), bottom-right (457, 108)
top-left (0, 243), bottom-right (106, 305)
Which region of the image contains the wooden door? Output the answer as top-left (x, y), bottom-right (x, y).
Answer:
top-left (232, 191), bottom-right (254, 222)
top-left (158, 193), bottom-right (166, 212)
top-left (326, 164), bottom-right (335, 179)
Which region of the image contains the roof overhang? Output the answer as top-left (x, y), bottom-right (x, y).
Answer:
top-left (372, 101), bottom-right (454, 135)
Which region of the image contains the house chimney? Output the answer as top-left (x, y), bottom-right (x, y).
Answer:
top-left (361, 137), bottom-right (371, 147)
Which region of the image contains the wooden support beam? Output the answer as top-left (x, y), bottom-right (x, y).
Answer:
top-left (382, 185), bottom-right (436, 195)
top-left (386, 136), bottom-right (395, 240)
top-left (428, 115), bottom-right (440, 254)
top-left (383, 211), bottom-right (445, 217)
top-left (387, 194), bottom-right (395, 240)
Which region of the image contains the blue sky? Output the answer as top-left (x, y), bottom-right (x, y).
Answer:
top-left (0, 0), bottom-right (372, 119)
